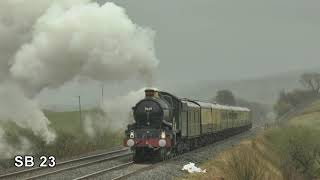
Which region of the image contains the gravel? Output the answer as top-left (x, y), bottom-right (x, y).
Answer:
top-left (127, 127), bottom-right (261, 180)
top-left (36, 156), bottom-right (132, 180)
top-left (94, 163), bottom-right (149, 180)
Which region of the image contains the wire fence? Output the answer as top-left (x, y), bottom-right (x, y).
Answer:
top-left (41, 104), bottom-right (100, 112)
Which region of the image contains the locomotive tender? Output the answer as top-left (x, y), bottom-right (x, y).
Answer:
top-left (124, 88), bottom-right (252, 162)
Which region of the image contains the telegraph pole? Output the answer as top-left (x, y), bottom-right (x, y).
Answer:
top-left (78, 96), bottom-right (82, 127)
top-left (101, 85), bottom-right (104, 106)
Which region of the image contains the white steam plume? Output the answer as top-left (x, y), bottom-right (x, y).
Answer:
top-left (10, 2), bottom-right (158, 93)
top-left (0, 128), bottom-right (32, 159)
top-left (0, 0), bottom-right (89, 81)
top-left (0, 1), bottom-right (92, 158)
top-left (85, 88), bottom-right (145, 137)
top-left (102, 88), bottom-right (145, 129)
top-left (0, 83), bottom-right (56, 143)
top-left (0, 0), bottom-right (158, 158)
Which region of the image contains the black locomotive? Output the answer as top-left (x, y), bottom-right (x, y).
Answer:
top-left (124, 88), bottom-right (252, 162)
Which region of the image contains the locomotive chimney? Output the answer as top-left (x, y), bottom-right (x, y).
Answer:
top-left (145, 88), bottom-right (159, 98)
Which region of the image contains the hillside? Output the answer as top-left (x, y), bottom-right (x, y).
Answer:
top-left (288, 100), bottom-right (320, 130)
top-left (184, 99), bottom-right (320, 180)
top-left (175, 69), bottom-right (320, 105)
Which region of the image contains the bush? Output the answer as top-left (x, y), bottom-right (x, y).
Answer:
top-left (219, 146), bottom-right (267, 180)
top-left (274, 90), bottom-right (318, 117)
top-left (265, 127), bottom-right (320, 179)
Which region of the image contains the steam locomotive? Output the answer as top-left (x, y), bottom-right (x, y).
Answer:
top-left (123, 88), bottom-right (252, 162)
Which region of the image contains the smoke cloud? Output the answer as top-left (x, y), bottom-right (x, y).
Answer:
top-left (0, 0), bottom-right (158, 158)
top-left (0, 127), bottom-right (32, 159)
top-left (0, 0), bottom-right (89, 81)
top-left (84, 88), bottom-right (145, 137)
top-left (102, 88), bottom-right (145, 128)
top-left (10, 1), bottom-right (158, 93)
top-left (0, 83), bottom-right (56, 143)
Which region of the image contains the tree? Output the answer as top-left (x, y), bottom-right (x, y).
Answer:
top-left (215, 90), bottom-right (236, 105)
top-left (273, 89), bottom-right (316, 117)
top-left (300, 73), bottom-right (320, 94)
top-left (236, 97), bottom-right (270, 122)
top-left (274, 90), bottom-right (293, 117)
top-left (279, 127), bottom-right (320, 179)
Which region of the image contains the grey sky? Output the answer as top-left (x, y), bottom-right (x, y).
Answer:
top-left (103, 0), bottom-right (320, 83)
top-left (39, 0), bottom-right (320, 106)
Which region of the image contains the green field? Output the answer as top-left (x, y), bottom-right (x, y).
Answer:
top-left (0, 109), bottom-right (123, 161)
top-left (44, 110), bottom-right (85, 134)
top-left (288, 100), bottom-right (320, 130)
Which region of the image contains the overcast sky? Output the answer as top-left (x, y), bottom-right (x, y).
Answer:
top-left (101, 0), bottom-right (320, 83)
top-left (39, 0), bottom-right (320, 106)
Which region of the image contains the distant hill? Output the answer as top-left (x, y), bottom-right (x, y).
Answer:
top-left (175, 68), bottom-right (320, 105)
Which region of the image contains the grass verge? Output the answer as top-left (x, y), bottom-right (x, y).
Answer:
top-left (183, 100), bottom-right (320, 180)
top-left (0, 109), bottom-right (124, 168)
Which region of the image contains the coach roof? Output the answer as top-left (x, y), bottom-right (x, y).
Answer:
top-left (181, 100), bottom-right (200, 108)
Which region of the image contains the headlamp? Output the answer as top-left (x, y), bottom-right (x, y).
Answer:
top-left (160, 131), bottom-right (166, 139)
top-left (130, 131), bottom-right (134, 139)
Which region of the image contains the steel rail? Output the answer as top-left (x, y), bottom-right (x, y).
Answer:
top-left (23, 152), bottom-right (132, 180)
top-left (73, 161), bottom-right (134, 180)
top-left (0, 148), bottom-right (129, 179)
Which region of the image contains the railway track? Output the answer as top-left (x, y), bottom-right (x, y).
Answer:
top-left (110, 164), bottom-right (154, 180)
top-left (71, 127), bottom-right (260, 180)
top-left (71, 161), bottom-right (153, 180)
top-left (0, 128), bottom-right (259, 180)
top-left (73, 162), bottom-right (135, 180)
top-left (0, 148), bottom-right (132, 180)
